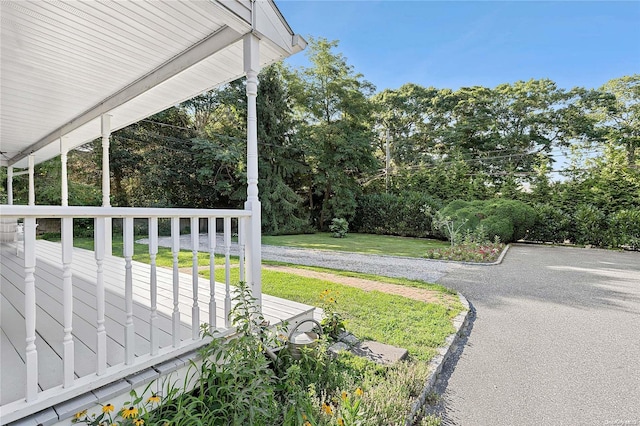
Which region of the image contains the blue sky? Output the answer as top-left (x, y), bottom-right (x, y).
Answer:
top-left (277, 1), bottom-right (640, 93)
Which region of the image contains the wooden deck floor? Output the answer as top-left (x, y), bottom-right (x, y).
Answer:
top-left (0, 240), bottom-right (314, 408)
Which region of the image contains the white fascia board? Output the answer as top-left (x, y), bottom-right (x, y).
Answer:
top-left (8, 25), bottom-right (245, 167)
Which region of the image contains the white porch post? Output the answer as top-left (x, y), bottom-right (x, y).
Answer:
top-left (28, 154), bottom-right (35, 206)
top-left (7, 166), bottom-right (13, 205)
top-left (101, 114), bottom-right (112, 253)
top-left (243, 33), bottom-right (262, 306)
top-left (61, 143), bottom-right (69, 207)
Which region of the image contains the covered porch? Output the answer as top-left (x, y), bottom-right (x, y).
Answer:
top-left (0, 0), bottom-right (306, 423)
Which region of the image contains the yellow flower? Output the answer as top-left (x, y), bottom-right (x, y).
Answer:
top-left (304, 422), bottom-right (311, 426)
top-left (321, 403), bottom-right (333, 415)
top-left (302, 413), bottom-right (308, 420)
top-left (121, 406), bottom-right (139, 419)
top-left (147, 394), bottom-right (161, 403)
top-left (355, 387), bottom-right (364, 397)
top-left (102, 403), bottom-right (115, 413)
top-left (74, 410), bottom-right (87, 420)
top-left (134, 419), bottom-right (144, 426)
top-left (341, 391), bottom-right (348, 401)
top-left (337, 418), bottom-right (345, 426)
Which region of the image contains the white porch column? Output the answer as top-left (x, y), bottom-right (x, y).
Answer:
top-left (101, 114), bottom-right (112, 253)
top-left (61, 144), bottom-right (69, 207)
top-left (243, 33), bottom-right (262, 306)
top-left (28, 154), bottom-right (35, 206)
top-left (7, 166), bottom-right (13, 205)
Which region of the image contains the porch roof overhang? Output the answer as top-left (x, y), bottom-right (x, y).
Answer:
top-left (0, 0), bottom-right (306, 169)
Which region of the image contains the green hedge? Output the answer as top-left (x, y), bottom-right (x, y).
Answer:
top-left (438, 199), bottom-right (537, 243)
top-left (352, 192), bottom-right (443, 238)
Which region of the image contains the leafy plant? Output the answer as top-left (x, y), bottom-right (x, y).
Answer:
top-left (330, 218), bottom-right (349, 238)
top-left (72, 383), bottom-right (161, 426)
top-left (319, 289), bottom-right (346, 339)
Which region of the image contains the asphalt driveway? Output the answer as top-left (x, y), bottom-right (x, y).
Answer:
top-left (432, 244), bottom-right (640, 426)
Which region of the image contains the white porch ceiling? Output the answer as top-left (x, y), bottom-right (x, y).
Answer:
top-left (0, 0), bottom-right (305, 168)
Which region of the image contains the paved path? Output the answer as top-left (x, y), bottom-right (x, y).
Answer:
top-left (431, 244), bottom-right (640, 426)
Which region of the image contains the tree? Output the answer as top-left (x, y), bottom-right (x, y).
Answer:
top-left (594, 75), bottom-right (640, 168)
top-left (256, 64), bottom-right (309, 234)
top-left (287, 38), bottom-right (378, 229)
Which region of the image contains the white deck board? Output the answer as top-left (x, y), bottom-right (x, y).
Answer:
top-left (0, 240), bottom-right (314, 411)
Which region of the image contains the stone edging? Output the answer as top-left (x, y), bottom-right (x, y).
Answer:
top-left (404, 291), bottom-right (471, 426)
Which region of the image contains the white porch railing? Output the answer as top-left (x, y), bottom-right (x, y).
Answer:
top-left (0, 205), bottom-right (255, 424)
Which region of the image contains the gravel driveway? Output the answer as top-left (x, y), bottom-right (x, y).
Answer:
top-left (138, 233), bottom-right (459, 283)
top-left (431, 244), bottom-right (640, 425)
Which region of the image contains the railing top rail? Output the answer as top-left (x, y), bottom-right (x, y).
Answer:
top-left (0, 205), bottom-right (252, 219)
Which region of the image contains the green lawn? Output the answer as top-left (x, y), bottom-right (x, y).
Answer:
top-left (44, 234), bottom-right (462, 361)
top-left (43, 235), bottom-right (230, 267)
top-left (208, 266), bottom-right (463, 361)
top-left (262, 232), bottom-right (448, 258)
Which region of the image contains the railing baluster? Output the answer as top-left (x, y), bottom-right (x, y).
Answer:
top-left (171, 217), bottom-right (181, 347)
top-left (24, 217), bottom-right (38, 402)
top-left (190, 217), bottom-right (200, 340)
top-left (149, 217), bottom-right (159, 356)
top-left (207, 217), bottom-right (217, 329)
top-left (61, 217), bottom-right (74, 388)
top-left (238, 218), bottom-right (245, 283)
top-left (224, 216), bottom-right (231, 328)
top-left (123, 217), bottom-right (135, 365)
top-left (94, 217), bottom-right (107, 375)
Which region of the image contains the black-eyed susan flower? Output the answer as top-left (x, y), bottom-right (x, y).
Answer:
top-left (147, 393), bottom-right (161, 403)
top-left (74, 410), bottom-right (87, 420)
top-left (321, 403), bottom-right (333, 415)
top-left (341, 391), bottom-right (348, 401)
top-left (355, 387), bottom-right (364, 397)
top-left (121, 406), bottom-right (139, 419)
top-left (102, 403), bottom-right (115, 413)
top-left (134, 419), bottom-right (144, 426)
top-left (337, 418), bottom-right (345, 426)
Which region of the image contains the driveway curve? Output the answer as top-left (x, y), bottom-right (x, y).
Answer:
top-left (432, 244), bottom-right (640, 426)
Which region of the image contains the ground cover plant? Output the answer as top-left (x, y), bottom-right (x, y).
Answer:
top-left (72, 280), bottom-right (455, 425)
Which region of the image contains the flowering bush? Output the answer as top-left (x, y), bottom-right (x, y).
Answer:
top-left (72, 388), bottom-right (163, 426)
top-left (425, 241), bottom-right (505, 263)
top-left (319, 289), bottom-right (346, 339)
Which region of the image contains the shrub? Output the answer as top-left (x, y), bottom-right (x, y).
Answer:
top-left (353, 192), bottom-right (442, 238)
top-left (437, 199), bottom-right (537, 243)
top-left (527, 204), bottom-right (572, 243)
top-left (607, 209), bottom-right (640, 249)
top-left (574, 204), bottom-right (607, 246)
top-left (330, 218), bottom-right (349, 238)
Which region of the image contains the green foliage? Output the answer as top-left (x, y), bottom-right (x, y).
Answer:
top-left (353, 192), bottom-right (442, 238)
top-left (188, 282), bottom-right (280, 424)
top-left (438, 199), bottom-right (537, 243)
top-left (319, 289), bottom-right (346, 339)
top-left (607, 209), bottom-right (640, 249)
top-left (329, 218), bottom-right (349, 238)
top-left (527, 203), bottom-right (572, 243)
top-left (286, 37), bottom-right (378, 229)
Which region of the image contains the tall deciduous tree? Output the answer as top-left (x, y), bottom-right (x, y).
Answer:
top-left (287, 38), bottom-right (378, 229)
top-left (594, 75), bottom-right (640, 168)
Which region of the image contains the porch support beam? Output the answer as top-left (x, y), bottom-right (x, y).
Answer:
top-left (7, 166), bottom-right (13, 205)
top-left (61, 140), bottom-right (69, 207)
top-left (101, 115), bottom-right (112, 253)
top-left (28, 154), bottom-right (35, 206)
top-left (243, 33), bottom-right (262, 306)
